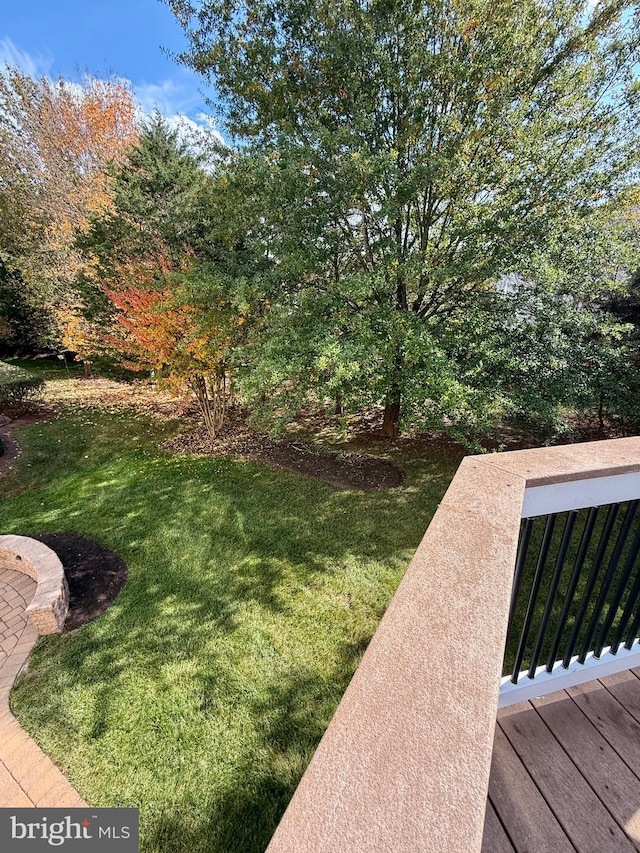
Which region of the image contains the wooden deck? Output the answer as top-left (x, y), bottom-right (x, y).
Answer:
top-left (483, 668), bottom-right (640, 852)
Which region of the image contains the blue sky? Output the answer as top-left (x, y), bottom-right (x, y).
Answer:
top-left (0, 0), bottom-right (214, 123)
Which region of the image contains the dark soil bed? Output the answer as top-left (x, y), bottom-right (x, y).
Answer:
top-left (34, 533), bottom-right (127, 631)
top-left (161, 424), bottom-right (404, 491)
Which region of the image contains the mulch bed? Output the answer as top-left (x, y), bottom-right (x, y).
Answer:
top-left (34, 533), bottom-right (128, 632)
top-left (161, 424), bottom-right (405, 491)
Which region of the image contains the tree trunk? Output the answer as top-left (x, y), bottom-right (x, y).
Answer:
top-left (191, 368), bottom-right (227, 440)
top-left (382, 348), bottom-right (404, 439)
top-left (598, 394), bottom-right (605, 433)
top-left (382, 400), bottom-right (400, 439)
top-left (335, 393), bottom-right (343, 416)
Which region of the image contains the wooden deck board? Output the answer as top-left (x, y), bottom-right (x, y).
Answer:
top-left (532, 690), bottom-right (640, 848)
top-left (567, 679), bottom-right (640, 779)
top-left (599, 670), bottom-right (640, 728)
top-left (487, 724), bottom-right (572, 853)
top-left (481, 801), bottom-right (515, 853)
top-left (484, 677), bottom-right (640, 853)
top-left (498, 699), bottom-right (634, 852)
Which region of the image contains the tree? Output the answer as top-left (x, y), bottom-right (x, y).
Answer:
top-left (85, 113), bottom-right (222, 266)
top-left (168, 0), bottom-right (640, 436)
top-left (79, 115), bottom-right (248, 436)
top-left (0, 261), bottom-right (57, 353)
top-left (0, 68), bottom-right (137, 350)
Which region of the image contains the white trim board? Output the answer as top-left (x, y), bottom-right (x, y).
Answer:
top-left (499, 643), bottom-right (640, 708)
top-left (522, 472), bottom-right (640, 518)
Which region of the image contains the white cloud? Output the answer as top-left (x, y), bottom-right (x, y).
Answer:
top-left (131, 82), bottom-right (228, 153)
top-left (130, 71), bottom-right (228, 150)
top-left (195, 112), bottom-right (220, 132)
top-left (163, 112), bottom-right (226, 149)
top-left (133, 77), bottom-right (204, 119)
top-left (0, 37), bottom-right (53, 78)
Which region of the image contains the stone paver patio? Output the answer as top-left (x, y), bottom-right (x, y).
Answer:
top-left (0, 566), bottom-right (86, 807)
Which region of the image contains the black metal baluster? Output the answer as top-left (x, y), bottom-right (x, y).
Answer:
top-left (624, 601), bottom-right (640, 650)
top-left (579, 500), bottom-right (639, 664)
top-left (595, 507), bottom-right (640, 656)
top-left (546, 507), bottom-right (599, 672)
top-left (562, 503), bottom-right (620, 668)
top-left (508, 518), bottom-right (534, 629)
top-left (510, 515), bottom-right (556, 685)
top-left (528, 511), bottom-right (577, 678)
top-left (621, 528), bottom-right (640, 650)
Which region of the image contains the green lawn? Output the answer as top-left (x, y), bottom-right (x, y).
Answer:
top-left (1, 394), bottom-right (461, 852)
top-left (3, 356), bottom-right (83, 381)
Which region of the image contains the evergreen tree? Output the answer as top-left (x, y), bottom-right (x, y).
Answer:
top-left (80, 114), bottom-right (252, 436)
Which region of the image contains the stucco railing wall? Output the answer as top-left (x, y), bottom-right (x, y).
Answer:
top-left (266, 437), bottom-right (640, 853)
top-left (0, 534), bottom-right (68, 633)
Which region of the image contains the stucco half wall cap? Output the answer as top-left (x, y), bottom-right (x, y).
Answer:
top-left (467, 436), bottom-right (640, 487)
top-left (266, 463), bottom-right (525, 853)
top-left (265, 438), bottom-right (640, 853)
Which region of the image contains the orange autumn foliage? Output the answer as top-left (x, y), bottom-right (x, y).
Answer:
top-left (0, 68), bottom-right (138, 352)
top-left (56, 303), bottom-right (107, 363)
top-left (101, 278), bottom-right (241, 436)
top-left (102, 284), bottom-right (219, 381)
top-left (37, 77), bottom-right (138, 247)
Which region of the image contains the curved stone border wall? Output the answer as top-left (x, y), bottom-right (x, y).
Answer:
top-left (0, 535), bottom-right (68, 634)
